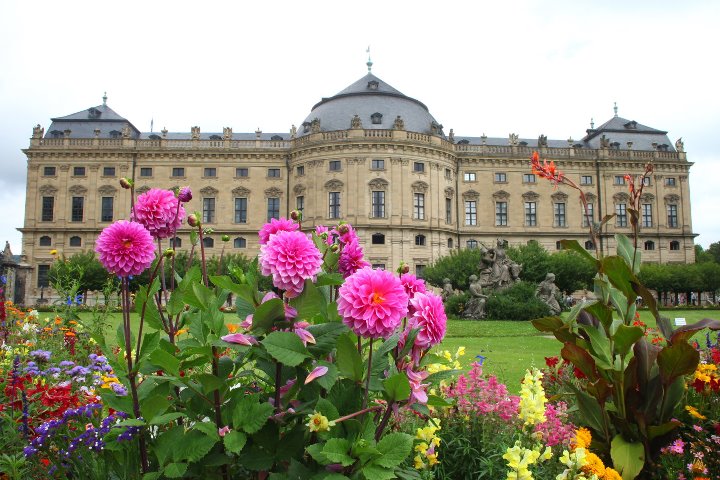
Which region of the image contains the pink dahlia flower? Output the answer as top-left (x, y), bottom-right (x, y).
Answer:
top-left (132, 188), bottom-right (185, 239)
top-left (400, 273), bottom-right (427, 298)
top-left (336, 223), bottom-right (358, 245)
top-left (95, 220), bottom-right (156, 277)
top-left (408, 291), bottom-right (447, 349)
top-left (338, 238), bottom-right (370, 278)
top-left (337, 267), bottom-right (409, 339)
top-left (260, 230), bottom-right (322, 297)
top-left (258, 217), bottom-right (299, 245)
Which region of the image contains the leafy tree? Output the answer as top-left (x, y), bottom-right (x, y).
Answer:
top-left (49, 251), bottom-right (112, 299)
top-left (422, 247), bottom-right (483, 290)
top-left (506, 240), bottom-right (551, 284)
top-left (695, 244), bottom-right (714, 263)
top-left (545, 250), bottom-right (595, 293)
top-left (707, 241), bottom-right (720, 264)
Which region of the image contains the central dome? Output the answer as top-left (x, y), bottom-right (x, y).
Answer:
top-left (298, 73), bottom-right (443, 137)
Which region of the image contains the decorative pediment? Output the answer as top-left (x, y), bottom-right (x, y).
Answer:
top-left (550, 191), bottom-right (568, 201)
top-left (664, 194), bottom-right (680, 203)
top-left (522, 191), bottom-right (539, 200)
top-left (613, 192), bottom-right (630, 202)
top-left (264, 187), bottom-right (283, 198)
top-left (492, 190), bottom-right (510, 200)
top-left (462, 189), bottom-right (480, 200)
top-left (232, 187), bottom-right (251, 197)
top-left (368, 178), bottom-right (389, 190)
top-left (444, 187), bottom-right (455, 198)
top-left (98, 185), bottom-right (117, 195)
top-left (293, 184), bottom-right (306, 195)
top-left (68, 185), bottom-right (88, 195)
top-left (324, 179), bottom-right (344, 191)
top-left (39, 184), bottom-right (58, 195)
top-left (640, 193), bottom-right (655, 202)
top-left (584, 192), bottom-right (596, 202)
top-left (200, 186), bottom-right (219, 196)
top-left (411, 181), bottom-right (429, 193)
top-left (136, 186), bottom-right (151, 195)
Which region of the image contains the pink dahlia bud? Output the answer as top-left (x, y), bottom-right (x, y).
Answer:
top-left (259, 230), bottom-right (322, 298)
top-left (119, 178), bottom-right (132, 189)
top-left (177, 186), bottom-right (192, 203)
top-left (290, 210), bottom-right (301, 221)
top-left (337, 267), bottom-right (409, 339)
top-left (187, 213), bottom-right (200, 228)
top-left (337, 224), bottom-right (349, 235)
top-left (95, 220), bottom-right (155, 277)
top-left (132, 188), bottom-right (186, 239)
top-left (258, 217), bottom-right (299, 245)
top-left (408, 291), bottom-right (447, 349)
top-left (398, 263), bottom-right (410, 275)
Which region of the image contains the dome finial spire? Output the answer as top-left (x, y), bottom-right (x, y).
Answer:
top-left (366, 46), bottom-right (373, 72)
top-left (103, 91), bottom-right (107, 106)
top-left (613, 101), bottom-right (618, 117)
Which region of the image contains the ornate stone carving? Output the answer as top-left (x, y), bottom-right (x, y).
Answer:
top-left (411, 181), bottom-right (429, 193)
top-left (161, 127), bottom-right (168, 138)
top-left (368, 178), bottom-right (389, 190)
top-left (664, 194), bottom-right (680, 203)
top-left (310, 118), bottom-right (321, 134)
top-left (613, 192), bottom-right (630, 202)
top-left (39, 185), bottom-right (58, 195)
top-left (290, 125), bottom-right (297, 138)
top-left (509, 133), bottom-right (519, 146)
top-left (477, 239), bottom-right (522, 292)
top-left (492, 190), bottom-right (510, 200)
top-left (122, 124), bottom-right (131, 139)
top-left (600, 135), bottom-right (610, 148)
top-left (68, 185), bottom-right (88, 195)
top-left (535, 273), bottom-right (561, 315)
top-left (462, 189), bottom-right (480, 200)
top-left (223, 127), bottom-right (233, 140)
top-left (444, 187), bottom-right (455, 198)
top-left (307, 160), bottom-right (324, 169)
top-left (522, 191), bottom-right (540, 201)
top-left (538, 134), bottom-right (548, 147)
top-left (551, 191), bottom-right (568, 201)
top-left (94, 129), bottom-right (101, 137)
top-left (200, 186), bottom-right (219, 196)
top-left (448, 129), bottom-right (455, 143)
top-left (463, 275), bottom-right (488, 319)
top-left (98, 185), bottom-right (117, 195)
top-left (191, 126), bottom-right (200, 139)
top-left (584, 192), bottom-right (597, 202)
top-left (350, 115), bottom-right (363, 129)
top-left (640, 193), bottom-right (655, 202)
top-left (324, 179), bottom-right (344, 191)
top-left (264, 187), bottom-right (283, 198)
top-left (32, 124), bottom-right (45, 139)
top-left (430, 121), bottom-right (443, 135)
top-left (59, 164), bottom-right (70, 172)
top-left (293, 184), bottom-right (306, 195)
top-left (675, 137), bottom-right (684, 152)
top-left (393, 116), bottom-right (405, 130)
top-left (232, 187), bottom-right (251, 197)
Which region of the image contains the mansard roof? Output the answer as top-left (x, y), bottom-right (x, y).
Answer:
top-left (46, 103), bottom-right (141, 139)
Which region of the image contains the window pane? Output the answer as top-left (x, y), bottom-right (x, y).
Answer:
top-left (204, 167), bottom-right (217, 177)
top-left (43, 166), bottom-right (56, 176)
top-left (413, 193), bottom-right (425, 220)
top-left (465, 201), bottom-right (477, 226)
top-left (103, 167), bottom-right (115, 176)
top-left (329, 192), bottom-right (341, 219)
top-left (667, 204), bottom-right (678, 227)
top-left (236, 168), bottom-right (248, 177)
top-left (554, 202), bottom-right (566, 227)
top-left (73, 166), bottom-right (86, 176)
top-left (616, 204), bottom-right (627, 227)
top-left (296, 166), bottom-right (304, 176)
top-left (445, 197), bottom-right (452, 224)
top-left (525, 202), bottom-right (536, 226)
top-left (71, 197), bottom-right (84, 222)
top-left (372, 159), bottom-right (384, 169)
top-left (42, 196), bottom-right (54, 222)
top-left (235, 198), bottom-right (247, 223)
top-left (268, 168), bottom-right (280, 177)
top-left (296, 196), bottom-right (304, 216)
top-left (101, 197), bottom-right (113, 222)
top-left (172, 167), bottom-right (185, 177)
top-left (413, 162), bottom-right (425, 172)
top-left (140, 167), bottom-right (152, 177)
top-left (495, 201), bottom-right (507, 226)
top-left (37, 265), bottom-right (50, 288)
top-left (202, 198), bottom-right (215, 223)
top-left (372, 191), bottom-right (385, 218)
top-left (329, 160), bottom-right (341, 171)
top-left (267, 197), bottom-right (280, 221)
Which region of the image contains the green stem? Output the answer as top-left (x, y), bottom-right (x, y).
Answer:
top-left (363, 339), bottom-right (373, 413)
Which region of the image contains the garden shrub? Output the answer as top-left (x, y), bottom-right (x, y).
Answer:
top-left (443, 292), bottom-right (470, 318)
top-left (485, 281), bottom-right (550, 321)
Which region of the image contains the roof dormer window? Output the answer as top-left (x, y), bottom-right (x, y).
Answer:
top-left (88, 107), bottom-right (101, 119)
top-left (367, 80), bottom-right (379, 90)
top-left (148, 134), bottom-right (161, 140)
top-left (610, 142), bottom-right (621, 149)
top-left (109, 130), bottom-right (122, 139)
top-left (209, 135), bottom-right (222, 140)
top-left (624, 121), bottom-right (637, 130)
top-left (271, 135), bottom-right (283, 141)
top-left (371, 112), bottom-right (383, 125)
top-left (458, 139), bottom-right (469, 144)
top-left (50, 130), bottom-right (64, 138)
top-left (302, 122), bottom-right (311, 133)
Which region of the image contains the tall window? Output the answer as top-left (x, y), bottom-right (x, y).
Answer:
top-left (465, 201), bottom-right (477, 226)
top-left (234, 198), bottom-right (247, 223)
top-left (37, 265), bottom-right (50, 288)
top-left (234, 237), bottom-right (247, 248)
top-left (329, 192), bottom-right (340, 219)
top-left (296, 196), bottom-right (304, 216)
top-left (447, 238), bottom-right (453, 248)
top-left (445, 168), bottom-right (452, 180)
top-left (644, 241), bottom-right (655, 251)
top-left (267, 197), bottom-right (280, 221)
top-left (525, 202), bottom-right (537, 226)
top-left (641, 203), bottom-right (653, 228)
top-left (583, 203), bottom-right (594, 227)
top-left (202, 198), bottom-right (216, 223)
top-left (296, 165), bottom-right (305, 176)
top-left (101, 197), bottom-right (113, 222)
top-left (445, 198), bottom-right (452, 224)
top-left (670, 240), bottom-right (680, 251)
top-left (39, 236), bottom-right (52, 246)
top-left (41, 196), bottom-right (54, 222)
top-left (616, 203), bottom-right (628, 227)
top-left (413, 193), bottom-right (425, 220)
top-left (495, 201), bottom-right (508, 226)
top-left (172, 167), bottom-right (185, 177)
top-left (415, 235), bottom-right (426, 246)
top-left (71, 197), bottom-right (84, 222)
top-left (372, 191), bottom-right (385, 218)
top-left (554, 202), bottom-right (566, 227)
top-left (202, 237), bottom-right (214, 248)
top-left (667, 204), bottom-right (678, 227)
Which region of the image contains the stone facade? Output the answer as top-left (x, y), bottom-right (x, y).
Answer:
top-left (18, 72), bottom-right (695, 304)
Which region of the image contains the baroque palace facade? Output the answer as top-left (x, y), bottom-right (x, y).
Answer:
top-left (19, 70), bottom-right (694, 304)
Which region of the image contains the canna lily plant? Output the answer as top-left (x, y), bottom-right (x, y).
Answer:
top-left (529, 152), bottom-right (720, 479)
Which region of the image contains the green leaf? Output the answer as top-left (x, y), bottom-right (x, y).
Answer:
top-left (570, 386), bottom-right (607, 440)
top-left (314, 363), bottom-right (339, 391)
top-left (315, 397), bottom-right (340, 420)
top-left (223, 430), bottom-right (247, 454)
top-left (670, 317), bottom-right (720, 344)
top-left (209, 275), bottom-right (245, 295)
top-left (647, 420), bottom-right (681, 441)
top-left (173, 430), bottom-right (218, 463)
top-left (375, 432), bottom-right (413, 468)
top-left (138, 331), bottom-right (161, 365)
top-left (362, 464), bottom-right (397, 480)
top-left (196, 373), bottom-right (226, 394)
top-left (149, 349), bottom-right (180, 377)
top-left (149, 412), bottom-right (185, 425)
top-left (336, 333), bottom-right (363, 381)
top-left (290, 280), bottom-right (327, 321)
top-left (322, 438), bottom-right (354, 466)
top-left (139, 395), bottom-right (169, 423)
top-left (232, 395), bottom-right (274, 434)
top-left (316, 272), bottom-right (344, 287)
top-left (600, 256), bottom-right (636, 310)
top-left (615, 234), bottom-right (641, 275)
top-left (613, 325), bottom-right (644, 357)
top-left (610, 434), bottom-right (645, 480)
top-left (657, 342), bottom-right (699, 386)
top-left (193, 421), bottom-right (220, 440)
top-left (307, 443), bottom-right (330, 465)
top-left (561, 342), bottom-right (598, 381)
top-left (166, 289), bottom-right (185, 317)
top-left (163, 463), bottom-right (188, 478)
top-left (307, 322), bottom-right (349, 357)
top-left (580, 324), bottom-right (612, 370)
top-left (383, 372), bottom-right (410, 402)
top-left (560, 239), bottom-right (599, 266)
top-left (531, 315), bottom-right (564, 333)
top-left (188, 282), bottom-right (214, 310)
top-left (262, 331), bottom-right (311, 367)
top-left (252, 298), bottom-right (286, 334)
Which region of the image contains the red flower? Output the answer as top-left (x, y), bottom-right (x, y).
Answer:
top-left (545, 356), bottom-right (559, 368)
top-left (573, 366), bottom-right (587, 380)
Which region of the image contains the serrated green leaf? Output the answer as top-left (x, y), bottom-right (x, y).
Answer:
top-left (223, 430), bottom-right (247, 454)
top-left (166, 289), bottom-right (185, 317)
top-left (315, 397), bottom-right (340, 420)
top-left (362, 464), bottom-right (397, 480)
top-left (149, 348), bottom-right (180, 377)
top-left (163, 462), bottom-right (188, 478)
top-left (232, 395), bottom-right (274, 434)
top-left (193, 421), bottom-right (219, 440)
top-left (149, 412), bottom-right (185, 425)
top-left (306, 322), bottom-right (348, 357)
top-left (336, 333), bottom-right (363, 381)
top-left (383, 372), bottom-right (410, 402)
top-left (322, 438), bottom-right (354, 466)
top-left (375, 432), bottom-right (413, 468)
top-left (262, 331), bottom-right (311, 367)
top-left (290, 279), bottom-right (327, 321)
top-left (252, 298), bottom-right (286, 334)
top-left (173, 430), bottom-right (217, 463)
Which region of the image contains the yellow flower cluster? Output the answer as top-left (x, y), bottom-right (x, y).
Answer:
top-left (559, 429), bottom-right (622, 480)
top-left (414, 419), bottom-right (441, 470)
top-left (685, 405), bottom-right (707, 420)
top-left (426, 347), bottom-right (465, 375)
top-left (572, 427), bottom-right (592, 450)
top-left (694, 363), bottom-right (718, 384)
top-left (306, 411), bottom-right (335, 433)
top-left (503, 441), bottom-right (552, 480)
top-left (518, 368), bottom-right (547, 426)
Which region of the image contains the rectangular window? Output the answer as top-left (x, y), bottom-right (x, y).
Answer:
top-left (495, 201), bottom-right (508, 226)
top-left (101, 197), bottom-right (113, 222)
top-left (580, 175), bottom-right (593, 185)
top-left (37, 265), bottom-right (50, 288)
top-left (234, 198), bottom-right (247, 223)
top-left (525, 202), bottom-right (537, 226)
top-left (236, 167), bottom-right (248, 177)
top-left (616, 203), bottom-right (628, 227)
top-left (554, 202), bottom-right (566, 227)
top-left (523, 173), bottom-right (536, 183)
top-left (43, 166), bottom-right (56, 176)
top-left (495, 172), bottom-right (507, 183)
top-left (268, 168), bottom-right (280, 178)
top-left (445, 197), bottom-right (452, 224)
top-left (204, 167), bottom-right (217, 177)
top-left (41, 196), bottom-right (54, 222)
top-left (372, 159), bottom-right (385, 170)
top-left (667, 204), bottom-right (678, 228)
top-left (445, 168), bottom-right (452, 180)
top-left (329, 192), bottom-right (341, 219)
top-left (267, 197), bottom-right (280, 221)
top-left (172, 167), bottom-right (185, 177)
top-left (464, 172), bottom-right (476, 182)
top-left (614, 175), bottom-right (626, 185)
top-left (415, 265), bottom-right (426, 278)
top-left (583, 203), bottom-right (594, 227)
top-left (140, 167), bottom-right (153, 177)
top-left (642, 177), bottom-right (651, 187)
top-left (102, 166), bottom-right (115, 177)
top-left (73, 166), bottom-right (86, 176)
top-left (372, 191), bottom-right (385, 218)
top-left (642, 203), bottom-right (653, 228)
top-left (296, 195), bottom-right (304, 216)
top-left (329, 160), bottom-right (342, 171)
top-left (465, 201), bottom-right (477, 226)
top-left (71, 197), bottom-right (84, 222)
top-left (413, 193), bottom-right (425, 220)
top-left (296, 165), bottom-right (304, 176)
top-left (413, 162), bottom-right (425, 173)
top-left (665, 177), bottom-right (676, 186)
top-left (202, 198), bottom-right (216, 223)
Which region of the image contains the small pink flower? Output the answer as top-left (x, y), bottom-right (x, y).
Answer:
top-left (95, 220), bottom-right (156, 277)
top-left (218, 426), bottom-right (231, 437)
top-left (336, 223), bottom-right (358, 245)
top-left (338, 238), bottom-right (370, 278)
top-left (260, 230), bottom-right (322, 297)
top-left (408, 292), bottom-right (447, 349)
top-left (221, 333), bottom-right (258, 346)
top-left (239, 315), bottom-right (253, 330)
top-left (305, 366), bottom-right (329, 385)
top-left (258, 217), bottom-right (299, 245)
top-left (400, 273), bottom-right (427, 298)
top-left (294, 327), bottom-right (316, 346)
top-left (132, 188), bottom-right (185, 239)
top-left (406, 368), bottom-right (429, 404)
top-left (337, 267), bottom-right (409, 339)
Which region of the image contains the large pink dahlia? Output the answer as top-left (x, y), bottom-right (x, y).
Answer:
top-left (258, 217), bottom-right (299, 245)
top-left (95, 220), bottom-right (156, 277)
top-left (260, 230), bottom-right (322, 297)
top-left (338, 238), bottom-right (370, 278)
top-left (337, 267), bottom-right (409, 339)
top-left (408, 291), bottom-right (447, 348)
top-left (132, 188), bottom-right (185, 239)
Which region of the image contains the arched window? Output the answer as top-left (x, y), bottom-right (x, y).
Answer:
top-left (670, 240), bottom-right (680, 251)
top-left (644, 240), bottom-right (655, 251)
top-left (447, 238), bottom-right (453, 249)
top-left (234, 237), bottom-right (247, 248)
top-left (69, 236), bottom-right (82, 247)
top-left (466, 239), bottom-right (478, 249)
top-left (415, 235), bottom-right (426, 246)
top-left (202, 237), bottom-right (214, 248)
top-left (371, 233), bottom-right (385, 245)
top-left (584, 240), bottom-right (594, 250)
top-left (170, 237), bottom-right (182, 248)
top-left (39, 236), bottom-right (52, 246)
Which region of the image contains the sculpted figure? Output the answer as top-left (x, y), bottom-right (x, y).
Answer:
top-left (441, 278), bottom-right (455, 300)
top-left (509, 133), bottom-right (519, 145)
top-left (536, 273), bottom-right (561, 315)
top-left (463, 275), bottom-right (488, 319)
top-left (32, 124), bottom-right (44, 138)
top-left (393, 115), bottom-right (405, 130)
top-left (351, 115), bottom-right (362, 129)
top-left (675, 137), bottom-right (684, 152)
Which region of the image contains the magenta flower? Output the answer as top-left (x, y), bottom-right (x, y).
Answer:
top-left (338, 238), bottom-right (370, 278)
top-left (260, 230), bottom-right (322, 297)
top-left (337, 267), bottom-right (409, 339)
top-left (221, 332), bottom-right (258, 346)
top-left (258, 217), bottom-right (299, 245)
top-left (400, 273), bottom-right (427, 298)
top-left (132, 188), bottom-right (185, 239)
top-left (178, 186), bottom-right (192, 203)
top-left (95, 220), bottom-right (156, 277)
top-left (305, 366), bottom-right (329, 385)
top-left (218, 426), bottom-right (231, 437)
top-left (408, 292), bottom-right (447, 349)
top-left (294, 321), bottom-right (316, 346)
top-left (406, 367), bottom-right (429, 404)
top-left (336, 223), bottom-right (358, 245)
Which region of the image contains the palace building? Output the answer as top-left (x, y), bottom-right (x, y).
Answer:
top-left (18, 68), bottom-right (694, 304)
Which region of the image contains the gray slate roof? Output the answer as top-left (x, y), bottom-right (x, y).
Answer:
top-left (45, 104), bottom-right (141, 139)
top-left (581, 115), bottom-right (674, 151)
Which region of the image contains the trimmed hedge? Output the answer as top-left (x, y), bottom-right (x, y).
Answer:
top-left (485, 281), bottom-right (551, 321)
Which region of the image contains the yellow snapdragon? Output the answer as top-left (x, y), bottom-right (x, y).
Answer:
top-left (414, 419), bottom-right (441, 470)
top-left (518, 368), bottom-right (547, 426)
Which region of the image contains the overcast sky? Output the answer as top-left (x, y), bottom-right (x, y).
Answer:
top-left (1, 0), bottom-right (718, 255)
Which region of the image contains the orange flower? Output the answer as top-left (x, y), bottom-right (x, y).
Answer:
top-left (530, 151), bottom-right (564, 185)
top-left (64, 331), bottom-right (76, 337)
top-left (54, 318), bottom-right (62, 325)
top-left (572, 427), bottom-right (592, 449)
top-left (603, 468), bottom-right (622, 480)
top-left (227, 323), bottom-right (239, 333)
